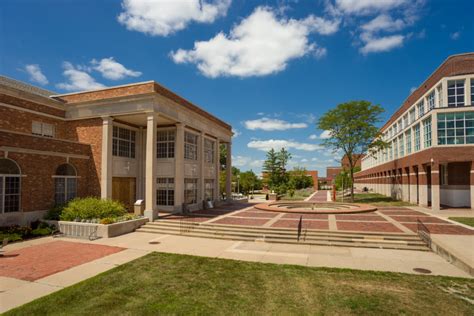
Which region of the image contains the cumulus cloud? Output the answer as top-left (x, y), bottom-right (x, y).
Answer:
top-left (244, 117), bottom-right (308, 131)
top-left (232, 128), bottom-right (241, 137)
top-left (91, 57), bottom-right (142, 80)
top-left (360, 34), bottom-right (404, 54)
top-left (57, 62), bottom-right (105, 92)
top-left (118, 0), bottom-right (231, 37)
top-left (24, 64), bottom-right (48, 85)
top-left (309, 130), bottom-right (331, 139)
top-left (247, 139), bottom-right (322, 152)
top-left (170, 6), bottom-right (337, 77)
top-left (326, 0), bottom-right (424, 55)
top-left (232, 155), bottom-right (264, 169)
top-left (334, 0), bottom-right (409, 15)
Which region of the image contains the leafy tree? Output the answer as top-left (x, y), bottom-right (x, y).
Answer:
top-left (239, 170), bottom-right (259, 195)
top-left (277, 148), bottom-right (292, 184)
top-left (288, 167), bottom-right (314, 190)
top-left (334, 167), bottom-right (361, 191)
top-left (318, 100), bottom-right (387, 202)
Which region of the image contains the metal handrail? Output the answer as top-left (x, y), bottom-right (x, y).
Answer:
top-left (417, 219), bottom-right (431, 248)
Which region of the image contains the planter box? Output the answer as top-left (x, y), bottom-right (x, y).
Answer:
top-left (59, 217), bottom-right (148, 239)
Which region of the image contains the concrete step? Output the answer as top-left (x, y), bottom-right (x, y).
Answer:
top-left (146, 220), bottom-right (421, 240)
top-left (135, 227), bottom-right (429, 251)
top-left (140, 223), bottom-right (425, 246)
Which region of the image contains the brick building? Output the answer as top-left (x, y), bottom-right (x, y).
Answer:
top-left (354, 53), bottom-right (474, 210)
top-left (341, 154), bottom-right (365, 170)
top-left (0, 76), bottom-right (233, 226)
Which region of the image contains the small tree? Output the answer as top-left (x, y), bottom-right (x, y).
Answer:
top-left (318, 101), bottom-right (387, 202)
top-left (262, 148), bottom-right (292, 190)
top-left (240, 170), bottom-right (258, 195)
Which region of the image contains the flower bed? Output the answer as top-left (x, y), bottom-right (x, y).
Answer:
top-left (0, 221), bottom-right (57, 242)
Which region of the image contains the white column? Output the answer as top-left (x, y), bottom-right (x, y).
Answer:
top-left (199, 131), bottom-right (205, 204)
top-left (470, 165), bottom-right (474, 210)
top-left (136, 127), bottom-right (144, 199)
top-left (101, 117), bottom-right (113, 199)
top-left (225, 142), bottom-right (232, 201)
top-left (144, 113), bottom-right (157, 220)
top-left (215, 139), bottom-right (220, 202)
top-left (175, 123), bottom-right (185, 209)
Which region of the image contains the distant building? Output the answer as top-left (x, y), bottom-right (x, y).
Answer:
top-left (326, 166), bottom-right (342, 182)
top-left (304, 170), bottom-right (318, 190)
top-left (341, 154), bottom-right (365, 170)
top-left (355, 53), bottom-right (474, 210)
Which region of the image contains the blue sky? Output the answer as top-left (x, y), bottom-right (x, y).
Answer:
top-left (1, 0), bottom-right (473, 176)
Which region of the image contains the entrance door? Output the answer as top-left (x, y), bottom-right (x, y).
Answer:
top-left (112, 177), bottom-right (136, 211)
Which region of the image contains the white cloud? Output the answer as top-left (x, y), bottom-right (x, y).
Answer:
top-left (450, 31), bottom-right (460, 40)
top-left (91, 57), bottom-right (142, 80)
top-left (361, 14), bottom-right (405, 33)
top-left (319, 130), bottom-right (332, 139)
top-left (244, 117), bottom-right (308, 131)
top-left (360, 34), bottom-right (404, 54)
top-left (309, 130), bottom-right (331, 139)
top-left (247, 139), bottom-right (322, 152)
top-left (57, 62), bottom-right (105, 92)
top-left (171, 7), bottom-right (337, 78)
top-left (24, 64), bottom-right (48, 85)
top-left (410, 86), bottom-right (417, 93)
top-left (232, 155), bottom-right (264, 169)
top-left (232, 128), bottom-right (241, 137)
top-left (118, 0), bottom-right (231, 37)
top-left (334, 0), bottom-right (409, 15)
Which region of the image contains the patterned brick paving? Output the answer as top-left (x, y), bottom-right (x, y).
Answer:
top-left (162, 199), bottom-right (474, 236)
top-left (336, 221), bottom-right (403, 233)
top-left (335, 215), bottom-right (387, 222)
top-left (389, 215), bottom-right (450, 224)
top-left (402, 223), bottom-right (474, 235)
top-left (0, 241), bottom-right (124, 281)
top-left (231, 211), bottom-right (279, 218)
top-left (271, 219), bottom-right (329, 230)
top-left (281, 213), bottom-right (329, 220)
top-left (212, 217), bottom-right (270, 226)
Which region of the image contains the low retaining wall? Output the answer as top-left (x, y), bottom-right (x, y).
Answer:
top-left (59, 218), bottom-right (148, 239)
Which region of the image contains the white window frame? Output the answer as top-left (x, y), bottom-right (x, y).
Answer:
top-left (112, 126), bottom-right (136, 159)
top-left (184, 178), bottom-right (198, 204)
top-left (157, 178), bottom-right (174, 206)
top-left (204, 138), bottom-right (215, 164)
top-left (0, 159), bottom-right (21, 214)
top-left (447, 79), bottom-right (465, 107)
top-left (157, 129), bottom-right (175, 159)
top-left (184, 131), bottom-right (198, 160)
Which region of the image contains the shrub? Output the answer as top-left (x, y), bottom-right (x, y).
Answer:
top-left (45, 205), bottom-right (64, 220)
top-left (60, 197), bottom-right (126, 221)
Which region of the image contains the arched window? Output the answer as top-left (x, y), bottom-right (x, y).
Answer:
top-left (0, 158), bottom-right (21, 213)
top-left (54, 163), bottom-right (77, 205)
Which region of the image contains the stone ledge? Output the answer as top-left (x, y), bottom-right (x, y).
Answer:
top-left (58, 218), bottom-right (148, 239)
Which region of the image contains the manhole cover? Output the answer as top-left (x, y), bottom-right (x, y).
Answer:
top-left (413, 268), bottom-right (432, 274)
top-left (148, 241), bottom-right (161, 245)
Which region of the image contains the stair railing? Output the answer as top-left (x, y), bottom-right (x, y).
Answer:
top-left (416, 219), bottom-right (431, 248)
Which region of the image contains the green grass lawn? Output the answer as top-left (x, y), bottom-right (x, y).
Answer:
top-left (449, 217), bottom-right (474, 227)
top-left (6, 252), bottom-right (474, 315)
top-left (337, 193), bottom-right (414, 206)
top-left (281, 188), bottom-right (314, 201)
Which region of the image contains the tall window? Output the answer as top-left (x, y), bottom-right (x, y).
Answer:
top-left (184, 132), bottom-right (198, 160)
top-left (403, 115), bottom-right (408, 129)
top-left (54, 164), bottom-right (77, 206)
top-left (393, 139), bottom-right (398, 159)
top-left (398, 134), bottom-right (404, 157)
top-left (423, 117), bottom-right (432, 148)
top-left (437, 85), bottom-right (443, 108)
top-left (0, 158), bottom-right (21, 213)
top-left (204, 179), bottom-right (215, 200)
top-left (184, 178), bottom-right (198, 204)
top-left (112, 126), bottom-right (136, 158)
top-left (157, 178), bottom-right (174, 206)
top-left (157, 130), bottom-right (175, 158)
top-left (204, 139), bottom-right (215, 163)
top-left (409, 108), bottom-right (416, 124)
top-left (447, 80), bottom-right (465, 107)
top-left (471, 79), bottom-right (474, 105)
top-left (389, 143), bottom-right (393, 160)
top-left (437, 112), bottom-right (474, 145)
top-left (417, 101), bottom-right (425, 119)
top-left (427, 91), bottom-right (435, 111)
top-left (32, 121), bottom-right (55, 137)
top-left (405, 130), bottom-right (412, 155)
top-left (414, 124), bottom-right (421, 151)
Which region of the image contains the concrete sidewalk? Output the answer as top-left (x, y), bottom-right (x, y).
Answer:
top-left (1, 231), bottom-right (472, 313)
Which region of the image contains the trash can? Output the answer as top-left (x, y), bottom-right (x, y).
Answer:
top-left (134, 200), bottom-right (145, 216)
